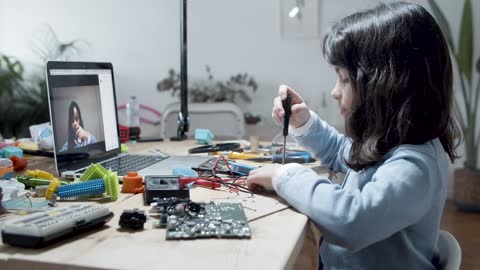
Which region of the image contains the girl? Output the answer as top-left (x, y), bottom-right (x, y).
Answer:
top-left (247, 2), bottom-right (459, 269)
top-left (60, 101), bottom-right (96, 152)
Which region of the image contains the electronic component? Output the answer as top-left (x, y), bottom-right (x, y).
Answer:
top-left (144, 175), bottom-right (189, 205)
top-left (1, 204), bottom-right (113, 248)
top-left (167, 202), bottom-right (251, 240)
top-left (150, 198), bottom-right (251, 240)
top-left (119, 208), bottom-right (147, 230)
top-left (227, 161), bottom-right (256, 176)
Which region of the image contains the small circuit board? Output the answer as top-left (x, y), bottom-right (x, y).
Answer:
top-left (151, 199), bottom-right (251, 240)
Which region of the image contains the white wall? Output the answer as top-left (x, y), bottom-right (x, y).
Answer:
top-left (2, 0), bottom-right (473, 130)
top-left (0, 0), bottom-right (478, 175)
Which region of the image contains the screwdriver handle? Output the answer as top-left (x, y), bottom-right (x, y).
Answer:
top-left (282, 93), bottom-right (292, 136)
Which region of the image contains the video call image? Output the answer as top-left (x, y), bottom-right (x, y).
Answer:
top-left (51, 85), bottom-right (105, 153)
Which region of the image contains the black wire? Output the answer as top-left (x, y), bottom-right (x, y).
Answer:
top-left (198, 177), bottom-right (254, 196)
top-left (194, 166), bottom-right (255, 196)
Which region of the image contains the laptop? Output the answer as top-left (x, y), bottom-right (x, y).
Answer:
top-left (46, 61), bottom-right (213, 179)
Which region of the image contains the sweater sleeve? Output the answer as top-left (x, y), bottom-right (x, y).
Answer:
top-left (273, 151), bottom-right (436, 252)
top-left (290, 111), bottom-right (351, 173)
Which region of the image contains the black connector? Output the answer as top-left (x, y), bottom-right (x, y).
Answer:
top-left (119, 209), bottom-right (147, 230)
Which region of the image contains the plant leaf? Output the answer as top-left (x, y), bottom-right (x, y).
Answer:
top-left (457, 0), bottom-right (473, 83)
top-left (427, 0), bottom-right (455, 51)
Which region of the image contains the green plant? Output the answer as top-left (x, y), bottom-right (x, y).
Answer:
top-left (157, 65), bottom-right (258, 103)
top-left (0, 55), bottom-right (51, 138)
top-left (0, 25), bottom-right (85, 138)
top-left (429, 0), bottom-right (479, 170)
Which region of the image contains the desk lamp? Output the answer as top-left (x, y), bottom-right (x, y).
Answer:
top-left (171, 0), bottom-right (189, 141)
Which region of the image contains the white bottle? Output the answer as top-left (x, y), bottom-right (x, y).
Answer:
top-left (126, 96), bottom-right (140, 127)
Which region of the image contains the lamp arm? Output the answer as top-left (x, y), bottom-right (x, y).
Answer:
top-left (172, 0), bottom-right (189, 140)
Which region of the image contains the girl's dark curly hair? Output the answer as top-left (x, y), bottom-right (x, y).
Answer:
top-left (323, 1), bottom-right (460, 171)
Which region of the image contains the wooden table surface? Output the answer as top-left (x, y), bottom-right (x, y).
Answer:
top-left (0, 140), bottom-right (325, 270)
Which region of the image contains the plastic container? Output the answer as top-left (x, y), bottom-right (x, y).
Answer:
top-left (0, 158), bottom-right (14, 179)
top-left (119, 125), bottom-right (130, 142)
top-left (122, 172), bottom-right (144, 194)
top-left (0, 146), bottom-right (23, 158)
top-left (126, 96), bottom-right (140, 127)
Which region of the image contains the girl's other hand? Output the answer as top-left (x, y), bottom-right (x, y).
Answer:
top-left (246, 164), bottom-right (282, 191)
top-left (272, 84), bottom-right (310, 128)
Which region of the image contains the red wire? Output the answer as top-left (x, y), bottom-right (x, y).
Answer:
top-left (180, 155), bottom-right (249, 193)
top-left (213, 155), bottom-right (235, 176)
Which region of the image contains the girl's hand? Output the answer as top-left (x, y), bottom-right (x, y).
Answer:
top-left (272, 84), bottom-right (310, 128)
top-left (75, 126), bottom-right (89, 142)
top-left (246, 164), bottom-right (282, 191)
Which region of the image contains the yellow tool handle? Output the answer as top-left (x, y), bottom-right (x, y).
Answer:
top-left (26, 169), bottom-right (55, 180)
top-left (209, 151), bottom-right (263, 159)
top-left (227, 151), bottom-right (263, 160)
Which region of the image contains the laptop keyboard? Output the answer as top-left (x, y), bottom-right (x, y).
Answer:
top-left (78, 155), bottom-right (168, 176)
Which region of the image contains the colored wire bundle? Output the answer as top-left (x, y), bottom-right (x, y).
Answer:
top-left (194, 155), bottom-right (254, 196)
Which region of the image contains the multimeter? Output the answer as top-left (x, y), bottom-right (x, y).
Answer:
top-left (143, 175), bottom-right (190, 205)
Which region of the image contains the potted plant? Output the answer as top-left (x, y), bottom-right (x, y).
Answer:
top-left (0, 55), bottom-right (50, 138)
top-left (0, 25), bottom-right (86, 139)
top-left (157, 65), bottom-right (259, 138)
top-left (429, 0), bottom-right (480, 210)
top-left (157, 65), bottom-right (258, 104)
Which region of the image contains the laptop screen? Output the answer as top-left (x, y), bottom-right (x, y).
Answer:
top-left (46, 62), bottom-right (121, 172)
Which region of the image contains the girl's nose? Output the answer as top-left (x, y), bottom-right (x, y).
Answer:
top-left (331, 87), bottom-right (341, 101)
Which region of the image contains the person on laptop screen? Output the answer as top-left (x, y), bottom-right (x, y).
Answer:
top-left (60, 101), bottom-right (96, 152)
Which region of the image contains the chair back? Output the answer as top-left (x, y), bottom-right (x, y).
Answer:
top-left (438, 230), bottom-right (461, 270)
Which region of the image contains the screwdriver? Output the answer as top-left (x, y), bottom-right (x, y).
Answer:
top-left (282, 93), bottom-right (292, 164)
top-left (246, 153), bottom-right (316, 164)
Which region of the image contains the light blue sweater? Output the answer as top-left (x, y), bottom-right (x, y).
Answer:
top-left (273, 112), bottom-right (447, 270)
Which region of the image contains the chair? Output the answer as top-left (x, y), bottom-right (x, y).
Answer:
top-left (162, 102), bottom-right (245, 139)
top-left (438, 230), bottom-right (461, 270)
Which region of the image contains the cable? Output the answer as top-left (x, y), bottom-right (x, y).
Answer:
top-left (180, 155), bottom-right (254, 196)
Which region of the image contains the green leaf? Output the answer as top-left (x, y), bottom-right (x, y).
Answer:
top-left (428, 0), bottom-right (455, 51)
top-left (457, 0), bottom-right (473, 83)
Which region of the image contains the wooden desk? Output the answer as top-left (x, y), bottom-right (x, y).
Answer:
top-left (0, 140), bottom-right (324, 270)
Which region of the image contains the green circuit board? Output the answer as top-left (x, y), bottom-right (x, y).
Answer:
top-left (165, 202), bottom-right (251, 240)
